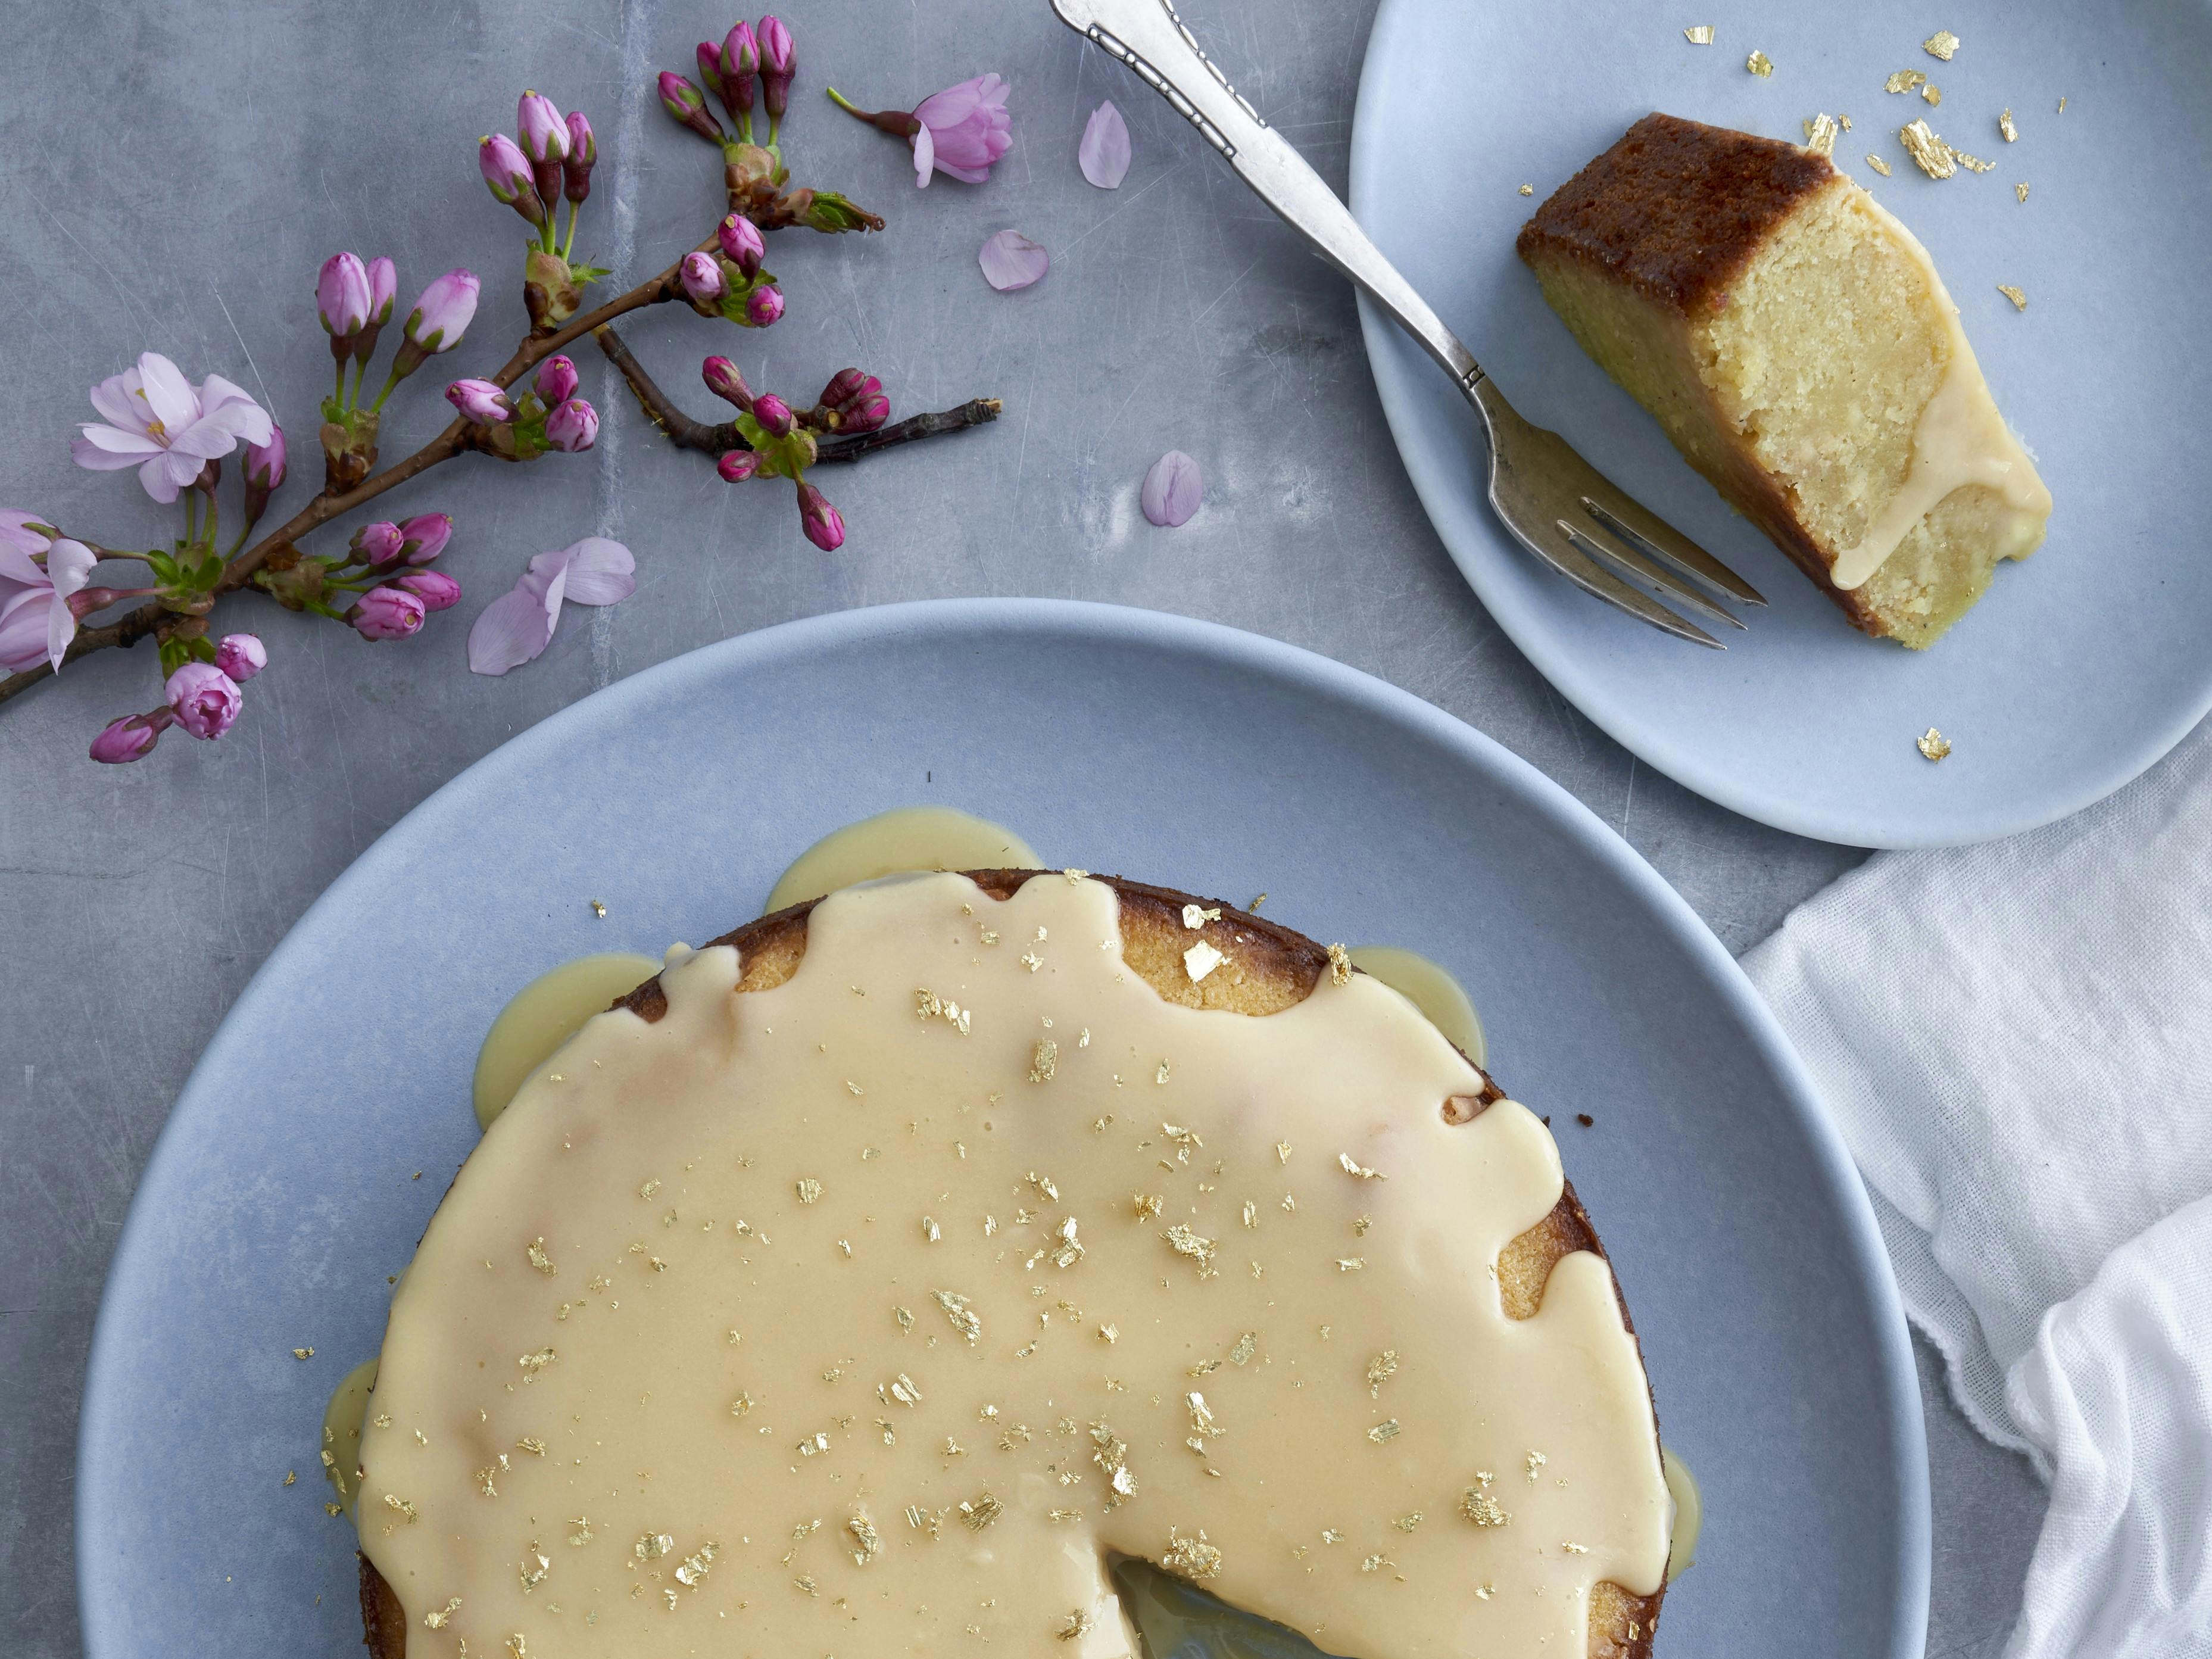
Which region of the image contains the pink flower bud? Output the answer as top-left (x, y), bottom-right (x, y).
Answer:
top-left (536, 355), bottom-right (580, 405)
top-left (545, 397), bottom-right (599, 453)
top-left (166, 661), bottom-right (242, 738)
top-left (350, 520), bottom-right (406, 564)
top-left (214, 632), bottom-right (267, 682)
top-left (819, 368), bottom-right (888, 432)
top-left (744, 282), bottom-right (785, 328)
top-left (365, 256), bottom-right (398, 325)
top-left (717, 213), bottom-right (766, 277)
top-left (720, 21), bottom-right (760, 117)
top-left (717, 450), bottom-right (760, 482)
top-left (397, 569), bottom-right (463, 612)
top-left (751, 393), bottom-right (794, 437)
top-left (350, 585), bottom-right (427, 642)
top-left (695, 41), bottom-right (725, 104)
top-left (681, 251), bottom-right (727, 307)
top-left (701, 356), bottom-right (754, 411)
top-left (398, 513), bottom-right (453, 564)
top-left (317, 252), bottom-right (371, 338)
top-left (407, 270), bottom-right (481, 354)
top-left (445, 378), bottom-right (514, 424)
top-left (757, 16), bottom-right (795, 118)
top-left (659, 71), bottom-right (725, 143)
top-left (90, 709), bottom-right (169, 763)
top-left (479, 133), bottom-right (546, 226)
top-left (244, 426), bottom-right (286, 490)
top-left (518, 91), bottom-right (570, 163)
top-left (563, 111), bottom-right (596, 202)
top-left (796, 482), bottom-right (844, 551)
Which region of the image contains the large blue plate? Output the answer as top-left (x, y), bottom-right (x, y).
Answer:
top-left (77, 600), bottom-right (1926, 1658)
top-left (1352, 0), bottom-right (2212, 847)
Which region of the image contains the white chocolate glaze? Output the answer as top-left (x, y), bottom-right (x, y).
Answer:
top-left (1829, 192), bottom-right (2052, 591)
top-left (1346, 946), bottom-right (1487, 1069)
top-left (472, 953), bottom-right (663, 1130)
top-left (361, 873), bottom-right (1666, 1657)
top-left (320, 1357), bottom-right (380, 1518)
top-left (766, 806), bottom-right (1041, 913)
top-left (1660, 1448), bottom-right (1701, 1581)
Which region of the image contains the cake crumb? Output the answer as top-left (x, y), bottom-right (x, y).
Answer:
top-left (1866, 154), bottom-right (1893, 176)
top-left (1682, 24), bottom-right (1714, 45)
top-left (1745, 49), bottom-right (1772, 77)
top-left (1575, 1112), bottom-right (1595, 1127)
top-left (1917, 727), bottom-right (1954, 762)
top-left (1923, 29), bottom-right (1960, 61)
top-left (1996, 285), bottom-right (2027, 311)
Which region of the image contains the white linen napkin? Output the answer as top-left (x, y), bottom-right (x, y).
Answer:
top-left (1743, 721), bottom-right (2212, 1659)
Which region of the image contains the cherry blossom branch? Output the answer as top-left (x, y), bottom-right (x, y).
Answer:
top-left (592, 323), bottom-right (1001, 466)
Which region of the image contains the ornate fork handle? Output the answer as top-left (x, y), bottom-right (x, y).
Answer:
top-left (1048, 0), bottom-right (1484, 396)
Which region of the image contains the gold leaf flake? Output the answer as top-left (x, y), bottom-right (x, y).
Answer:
top-left (1802, 112), bottom-right (1839, 155)
top-left (517, 1544), bottom-right (550, 1593)
top-left (1360, 1554), bottom-right (1387, 1573)
top-left (1366, 1349), bottom-right (1400, 1397)
top-left (283, 1470), bottom-right (296, 1486)
top-left (1029, 1039), bottom-right (1059, 1083)
top-left (1163, 1224), bottom-right (1217, 1273)
top-left (1229, 1331), bottom-right (1257, 1365)
top-left (518, 1347), bottom-right (557, 1375)
top-left (2058, 95), bottom-right (2067, 113)
top-left (2016, 182), bottom-right (2030, 202)
top-left (1996, 285), bottom-right (2027, 311)
top-left (1325, 943), bottom-right (1352, 987)
top-left (1241, 1199), bottom-right (1258, 1229)
top-left (1562, 1539), bottom-right (1590, 1555)
top-left (1155, 1061), bottom-right (1172, 1085)
top-left (915, 987), bottom-right (972, 1035)
top-left (1957, 151), bottom-right (1995, 173)
top-left (729, 1390), bottom-right (754, 1417)
top-left (1019, 952), bottom-right (1044, 973)
top-left (922, 1215), bottom-right (942, 1243)
top-left (384, 1493), bottom-right (419, 1523)
top-left (1056, 1610), bottom-right (1094, 1641)
top-left (847, 1513), bottom-right (882, 1565)
top-left (1517, 183), bottom-right (1533, 196)
top-left (2000, 108), bottom-right (2018, 142)
top-left (1182, 940), bottom-right (1225, 983)
top-left (1839, 113), bottom-right (1853, 129)
top-left (1185, 1391), bottom-right (1222, 1439)
top-left (424, 1598), bottom-right (463, 1629)
top-left (1098, 1323), bottom-right (1119, 1344)
top-left (1133, 1193), bottom-right (1163, 1218)
top-left (1899, 118), bottom-right (1958, 179)
top-left (1885, 70), bottom-right (1927, 94)
top-left (1923, 29), bottom-right (1960, 60)
top-left (1460, 1487), bottom-right (1511, 1526)
top-left (1337, 1152), bottom-right (1385, 1181)
top-left (516, 1436), bottom-right (547, 1457)
top-left (1746, 49), bottom-right (1773, 77)
top-left (292, 1348), bottom-right (314, 1361)
top-left (933, 1288), bottom-right (982, 1343)
top-left (1320, 1528), bottom-right (1344, 1544)
top-left (957, 1492), bottom-right (1004, 1532)
top-left (795, 1178), bottom-right (822, 1205)
top-left (639, 1178), bottom-right (661, 1199)
top-left (1161, 1527), bottom-right (1223, 1581)
top-left (526, 1237), bottom-right (555, 1276)
top-left (1275, 1140), bottom-right (1293, 1164)
top-left (1334, 1257), bottom-right (1366, 1272)
top-left (1368, 1419), bottom-right (1402, 1444)
top-left (1180, 903), bottom-right (1220, 929)
top-left (1393, 1512), bottom-right (1422, 1532)
top-left (635, 1530), bottom-right (674, 1561)
top-left (1526, 1450), bottom-right (1548, 1480)
top-left (1918, 726), bottom-right (1954, 761)
top-left (1247, 892), bottom-right (1267, 910)
top-left (1352, 1214), bottom-right (1372, 1237)
top-left (1867, 154), bottom-right (1893, 176)
top-left (1922, 83), bottom-right (1942, 107)
top-left (1683, 24), bottom-right (1714, 44)
top-left (506, 1636), bottom-right (529, 1658)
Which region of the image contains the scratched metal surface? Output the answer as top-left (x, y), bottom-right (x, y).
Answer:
top-left (0, 1), bottom-right (2035, 1654)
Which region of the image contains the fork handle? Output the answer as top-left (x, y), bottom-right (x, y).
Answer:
top-left (1049, 0), bottom-right (1485, 393)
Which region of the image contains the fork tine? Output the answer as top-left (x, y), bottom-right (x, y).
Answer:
top-left (1579, 492), bottom-right (1767, 607)
top-left (1558, 518), bottom-right (1746, 631)
top-left (1504, 518), bottom-right (1724, 648)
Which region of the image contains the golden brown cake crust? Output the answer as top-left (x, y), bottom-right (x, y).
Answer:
top-left (1517, 112), bottom-right (1838, 314)
top-left (361, 872), bottom-right (1664, 1659)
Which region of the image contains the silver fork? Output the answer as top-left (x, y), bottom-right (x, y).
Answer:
top-left (1048, 0), bottom-right (1766, 647)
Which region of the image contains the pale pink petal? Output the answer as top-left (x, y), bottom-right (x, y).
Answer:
top-left (0, 544), bottom-right (44, 587)
top-left (914, 80), bottom-right (984, 130)
top-left (0, 592), bottom-right (46, 674)
top-left (1079, 100), bottom-right (1131, 188)
top-left (468, 560), bottom-right (569, 676)
top-left (932, 158), bottom-right (992, 185)
top-left (554, 537), bottom-right (635, 605)
top-left (73, 424), bottom-right (165, 458)
top-left (978, 229), bottom-right (1049, 291)
top-left (912, 120), bottom-right (935, 188)
top-left (43, 541), bottom-right (95, 671)
top-left (134, 353), bottom-right (199, 432)
top-left (164, 416), bottom-right (242, 460)
top-left (137, 454), bottom-right (183, 504)
top-left (1141, 449), bottom-right (1203, 526)
top-left (88, 372), bottom-right (146, 434)
top-left (197, 374), bottom-right (274, 445)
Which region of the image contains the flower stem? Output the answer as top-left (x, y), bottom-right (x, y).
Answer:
top-left (824, 88), bottom-right (919, 138)
top-left (332, 357), bottom-right (347, 406)
top-left (561, 200), bottom-right (580, 262)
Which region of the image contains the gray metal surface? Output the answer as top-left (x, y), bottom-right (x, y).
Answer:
top-left (0, 1), bottom-right (2038, 1653)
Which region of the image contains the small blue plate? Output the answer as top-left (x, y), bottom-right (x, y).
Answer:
top-left (1352, 0), bottom-right (2212, 847)
top-left (77, 600), bottom-right (1926, 1658)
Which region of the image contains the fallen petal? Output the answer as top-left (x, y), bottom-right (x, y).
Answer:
top-left (1141, 450), bottom-right (1204, 527)
top-left (979, 229), bottom-right (1049, 291)
top-left (467, 561), bottom-right (569, 676)
top-left (1079, 99), bottom-right (1132, 188)
top-left (557, 537), bottom-right (637, 605)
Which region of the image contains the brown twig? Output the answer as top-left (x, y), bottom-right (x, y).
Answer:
top-left (0, 250), bottom-right (701, 710)
top-left (592, 322), bottom-right (1001, 466)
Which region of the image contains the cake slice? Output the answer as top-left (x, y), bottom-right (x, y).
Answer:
top-left (1517, 113), bottom-right (2051, 647)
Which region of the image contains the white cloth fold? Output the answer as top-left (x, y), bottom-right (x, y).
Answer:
top-left (1744, 721), bottom-right (2212, 1659)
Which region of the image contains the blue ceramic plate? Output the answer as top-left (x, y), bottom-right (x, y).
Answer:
top-left (76, 601), bottom-right (1926, 1659)
top-left (1352, 0), bottom-right (2212, 847)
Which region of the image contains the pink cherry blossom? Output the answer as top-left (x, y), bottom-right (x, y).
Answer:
top-left (1079, 100), bottom-right (1131, 188)
top-left (166, 661), bottom-right (242, 739)
top-left (535, 355), bottom-right (579, 405)
top-left (913, 74), bottom-right (1012, 185)
top-left (978, 230), bottom-right (1048, 291)
top-left (545, 398), bottom-right (599, 453)
top-left (744, 284), bottom-right (784, 328)
top-left (467, 537), bottom-right (635, 676)
top-left (0, 530), bottom-right (95, 673)
top-left (71, 352), bottom-right (275, 504)
top-left (717, 450), bottom-right (760, 482)
top-left (350, 585), bottom-right (426, 641)
top-left (796, 483), bottom-right (844, 551)
top-left (398, 513), bottom-right (453, 564)
top-left (1141, 450), bottom-right (1204, 527)
top-left (89, 710), bottom-right (170, 764)
top-left (397, 569), bottom-right (462, 612)
top-left (317, 252), bottom-right (372, 339)
top-left (213, 633), bottom-right (267, 682)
